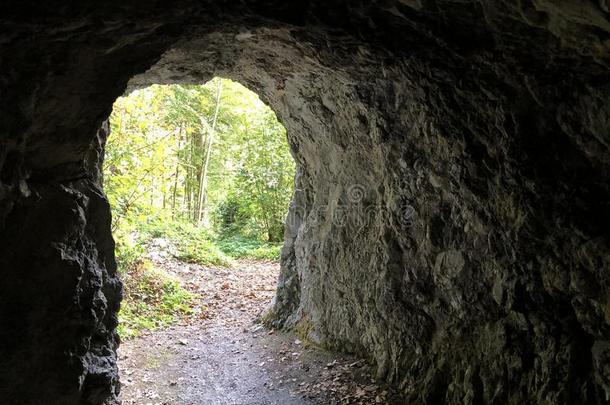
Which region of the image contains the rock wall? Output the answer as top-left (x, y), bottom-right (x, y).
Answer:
top-left (1, 1), bottom-right (609, 404)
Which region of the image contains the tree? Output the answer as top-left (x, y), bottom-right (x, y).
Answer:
top-left (104, 79), bottom-right (295, 243)
top-left (197, 77), bottom-right (223, 225)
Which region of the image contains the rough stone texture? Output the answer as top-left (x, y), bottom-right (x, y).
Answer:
top-left (1, 1), bottom-right (609, 404)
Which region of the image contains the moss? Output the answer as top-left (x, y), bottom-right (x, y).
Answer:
top-left (258, 308), bottom-right (275, 326)
top-left (293, 317), bottom-right (316, 343)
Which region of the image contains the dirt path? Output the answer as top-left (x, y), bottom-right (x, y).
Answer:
top-left (118, 240), bottom-right (403, 404)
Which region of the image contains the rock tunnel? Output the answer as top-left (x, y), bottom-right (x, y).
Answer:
top-left (1, 1), bottom-right (609, 404)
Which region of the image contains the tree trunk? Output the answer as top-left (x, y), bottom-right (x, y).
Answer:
top-left (171, 125), bottom-right (183, 219)
top-left (197, 78), bottom-right (223, 225)
top-left (185, 133), bottom-right (194, 221)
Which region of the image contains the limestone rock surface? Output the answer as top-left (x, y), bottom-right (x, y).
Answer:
top-left (1, 1), bottom-right (609, 404)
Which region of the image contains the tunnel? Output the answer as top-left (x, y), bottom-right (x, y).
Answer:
top-left (1, 1), bottom-right (609, 404)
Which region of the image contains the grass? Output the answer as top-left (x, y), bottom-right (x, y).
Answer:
top-left (141, 220), bottom-right (234, 267)
top-left (118, 259), bottom-right (196, 339)
top-left (215, 236), bottom-right (282, 261)
top-left (140, 219), bottom-right (282, 263)
top-left (175, 233), bottom-right (235, 267)
top-left (114, 219), bottom-right (282, 339)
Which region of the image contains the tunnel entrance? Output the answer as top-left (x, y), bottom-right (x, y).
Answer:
top-left (106, 79), bottom-right (293, 402)
top-left (104, 79), bottom-right (294, 338)
top-left (2, 4), bottom-right (609, 404)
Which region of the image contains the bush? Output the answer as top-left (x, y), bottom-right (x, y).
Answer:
top-left (213, 196), bottom-right (248, 236)
top-left (215, 236), bottom-right (282, 261)
top-left (113, 218), bottom-right (280, 340)
top-left (118, 259), bottom-right (196, 339)
top-left (142, 220), bottom-right (234, 267)
top-left (113, 221), bottom-right (146, 274)
top-left (177, 236), bottom-right (235, 267)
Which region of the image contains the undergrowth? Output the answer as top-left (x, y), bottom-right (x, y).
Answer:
top-left (118, 259), bottom-right (195, 339)
top-left (142, 220), bottom-right (234, 267)
top-left (114, 219), bottom-right (282, 339)
top-left (215, 236), bottom-right (282, 261)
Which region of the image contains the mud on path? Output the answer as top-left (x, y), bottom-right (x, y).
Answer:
top-left (118, 240), bottom-right (404, 404)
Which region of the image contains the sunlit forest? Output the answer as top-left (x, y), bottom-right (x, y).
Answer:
top-left (104, 78), bottom-right (295, 337)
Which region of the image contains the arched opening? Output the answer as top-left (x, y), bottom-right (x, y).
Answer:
top-left (1, 4), bottom-right (609, 404)
top-left (105, 80), bottom-right (293, 325)
top-left (106, 79), bottom-right (296, 402)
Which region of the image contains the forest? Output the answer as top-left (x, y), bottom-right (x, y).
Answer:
top-left (104, 78), bottom-right (295, 337)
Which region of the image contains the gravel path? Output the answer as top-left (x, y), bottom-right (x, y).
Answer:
top-left (118, 241), bottom-right (403, 404)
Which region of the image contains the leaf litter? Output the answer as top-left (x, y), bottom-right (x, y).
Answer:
top-left (119, 238), bottom-right (405, 404)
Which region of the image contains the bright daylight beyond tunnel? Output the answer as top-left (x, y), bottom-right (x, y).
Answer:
top-left (105, 78), bottom-right (295, 335)
top-left (105, 79), bottom-right (299, 402)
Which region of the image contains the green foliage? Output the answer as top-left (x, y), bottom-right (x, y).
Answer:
top-left (104, 79), bottom-right (294, 241)
top-left (113, 222), bottom-right (145, 273)
top-left (144, 220), bottom-right (234, 267)
top-left (114, 222), bottom-right (280, 339)
top-left (214, 195), bottom-right (248, 236)
top-left (224, 106), bottom-right (294, 242)
top-left (215, 236), bottom-right (282, 261)
top-left (177, 237), bottom-right (235, 267)
top-left (105, 78), bottom-right (293, 339)
top-left (118, 260), bottom-right (195, 339)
